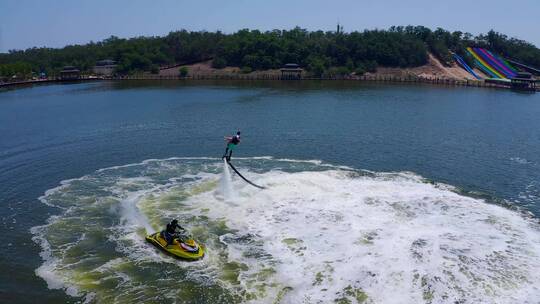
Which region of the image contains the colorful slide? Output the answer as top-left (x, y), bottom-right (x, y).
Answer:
top-left (487, 50), bottom-right (518, 74)
top-left (453, 54), bottom-right (481, 79)
top-left (466, 47), bottom-right (505, 79)
top-left (500, 58), bottom-right (518, 74)
top-left (478, 48), bottom-right (516, 78)
top-left (465, 47), bottom-right (521, 79)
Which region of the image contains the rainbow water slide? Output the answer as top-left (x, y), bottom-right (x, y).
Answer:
top-left (498, 56), bottom-right (518, 74)
top-left (487, 50), bottom-right (518, 74)
top-left (453, 54), bottom-right (481, 79)
top-left (477, 48), bottom-right (516, 78)
top-left (466, 47), bottom-right (505, 78)
top-left (474, 48), bottom-right (511, 78)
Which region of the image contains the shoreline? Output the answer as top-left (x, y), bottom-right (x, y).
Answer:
top-left (0, 77), bottom-right (103, 89)
top-left (118, 73), bottom-right (511, 90)
top-left (2, 75), bottom-right (533, 92)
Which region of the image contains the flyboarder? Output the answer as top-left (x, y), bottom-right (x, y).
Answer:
top-left (220, 131), bottom-right (266, 189)
top-left (222, 131), bottom-right (241, 161)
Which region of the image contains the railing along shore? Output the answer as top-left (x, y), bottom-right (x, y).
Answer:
top-left (114, 73), bottom-right (515, 90)
top-left (0, 75), bottom-right (100, 88)
top-left (2, 74), bottom-right (537, 91)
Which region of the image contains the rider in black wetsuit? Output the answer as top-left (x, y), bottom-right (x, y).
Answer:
top-left (161, 219), bottom-right (185, 245)
top-left (223, 131), bottom-right (241, 161)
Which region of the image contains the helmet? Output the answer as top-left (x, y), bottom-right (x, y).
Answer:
top-left (237, 131), bottom-right (241, 135)
top-left (171, 219), bottom-right (178, 224)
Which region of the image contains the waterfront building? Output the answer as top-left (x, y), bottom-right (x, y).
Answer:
top-left (59, 66), bottom-right (80, 80)
top-left (93, 59), bottom-right (117, 76)
top-left (280, 63), bottom-right (303, 80)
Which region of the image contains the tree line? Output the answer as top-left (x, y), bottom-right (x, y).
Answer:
top-left (1, 26), bottom-right (539, 79)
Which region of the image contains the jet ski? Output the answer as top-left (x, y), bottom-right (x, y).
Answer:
top-left (146, 231), bottom-right (205, 260)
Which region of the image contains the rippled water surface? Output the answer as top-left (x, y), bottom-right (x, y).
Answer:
top-left (1, 81), bottom-right (540, 303)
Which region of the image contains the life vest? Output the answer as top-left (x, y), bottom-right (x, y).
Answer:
top-left (166, 222), bottom-right (182, 234)
top-left (166, 223), bottom-right (175, 234)
top-left (231, 135), bottom-right (240, 145)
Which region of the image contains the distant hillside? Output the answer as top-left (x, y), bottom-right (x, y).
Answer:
top-left (1, 26), bottom-right (539, 79)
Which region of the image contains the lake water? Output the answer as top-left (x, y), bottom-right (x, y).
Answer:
top-left (1, 80), bottom-right (539, 303)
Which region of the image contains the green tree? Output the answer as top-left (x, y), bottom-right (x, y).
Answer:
top-left (212, 57), bottom-right (227, 68)
top-left (179, 66), bottom-right (188, 77)
top-left (1, 26), bottom-right (539, 77)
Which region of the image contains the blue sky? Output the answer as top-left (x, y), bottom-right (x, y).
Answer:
top-left (1, 0), bottom-right (539, 52)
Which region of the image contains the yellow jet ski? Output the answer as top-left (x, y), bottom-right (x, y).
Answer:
top-left (146, 231), bottom-right (205, 260)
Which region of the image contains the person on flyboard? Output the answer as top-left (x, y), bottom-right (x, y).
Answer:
top-left (222, 131), bottom-right (241, 161)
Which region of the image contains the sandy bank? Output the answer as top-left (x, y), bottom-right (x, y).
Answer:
top-left (366, 53), bottom-right (487, 80)
top-left (158, 53), bottom-right (484, 81)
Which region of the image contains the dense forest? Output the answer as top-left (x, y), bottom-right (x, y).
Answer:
top-left (1, 26), bottom-right (539, 79)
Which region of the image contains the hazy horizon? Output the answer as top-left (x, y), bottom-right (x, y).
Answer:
top-left (1, 0), bottom-right (539, 53)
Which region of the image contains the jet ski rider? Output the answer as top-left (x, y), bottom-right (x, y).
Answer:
top-left (162, 219), bottom-right (185, 245)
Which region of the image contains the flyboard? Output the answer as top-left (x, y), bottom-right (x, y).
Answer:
top-left (226, 159), bottom-right (266, 189)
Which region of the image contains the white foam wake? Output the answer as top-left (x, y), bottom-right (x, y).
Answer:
top-left (119, 191), bottom-right (154, 234)
top-left (191, 169), bottom-right (540, 303)
top-left (31, 158), bottom-right (540, 304)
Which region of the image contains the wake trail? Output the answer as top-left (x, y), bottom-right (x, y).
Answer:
top-left (120, 191), bottom-right (155, 233)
